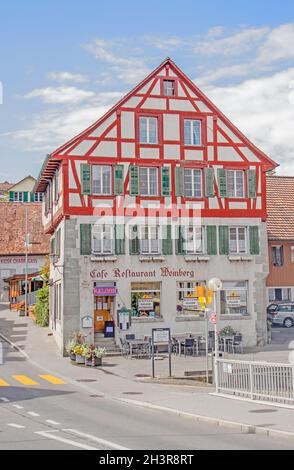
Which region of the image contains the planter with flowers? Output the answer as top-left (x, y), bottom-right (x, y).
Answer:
top-left (84, 345), bottom-right (106, 367)
top-left (66, 339), bottom-right (78, 361)
top-left (218, 325), bottom-right (236, 337)
top-left (73, 344), bottom-right (86, 364)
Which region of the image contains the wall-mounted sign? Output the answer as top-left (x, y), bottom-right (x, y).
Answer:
top-left (81, 315), bottom-right (93, 328)
top-left (183, 298), bottom-right (199, 308)
top-left (138, 298), bottom-right (154, 310)
top-left (93, 286), bottom-right (117, 296)
top-left (117, 307), bottom-right (130, 331)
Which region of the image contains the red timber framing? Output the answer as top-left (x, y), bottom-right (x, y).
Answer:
top-left (35, 57), bottom-right (277, 233)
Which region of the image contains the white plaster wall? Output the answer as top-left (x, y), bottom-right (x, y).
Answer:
top-left (88, 113), bottom-right (116, 138)
top-left (140, 147), bottom-right (160, 159)
top-left (169, 99), bottom-right (195, 112)
top-left (121, 111), bottom-right (135, 139)
top-left (217, 147), bottom-right (243, 162)
top-left (163, 114), bottom-right (180, 140)
top-left (164, 144), bottom-right (180, 159)
top-left (91, 141), bottom-right (117, 157)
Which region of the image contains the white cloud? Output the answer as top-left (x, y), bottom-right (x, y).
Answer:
top-left (257, 23), bottom-right (294, 63)
top-left (24, 86), bottom-right (95, 104)
top-left (48, 71), bottom-right (88, 83)
top-left (144, 36), bottom-right (185, 50)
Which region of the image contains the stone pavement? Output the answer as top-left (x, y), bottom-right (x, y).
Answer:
top-left (1, 304), bottom-right (294, 441)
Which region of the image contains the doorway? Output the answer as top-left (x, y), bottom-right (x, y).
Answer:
top-left (94, 295), bottom-right (114, 333)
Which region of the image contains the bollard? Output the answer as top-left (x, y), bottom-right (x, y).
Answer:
top-left (0, 341), bottom-right (3, 365)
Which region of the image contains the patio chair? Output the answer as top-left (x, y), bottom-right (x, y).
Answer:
top-left (182, 338), bottom-right (197, 356)
top-left (119, 338), bottom-right (130, 358)
top-left (232, 334), bottom-right (243, 354)
top-left (171, 337), bottom-right (180, 355)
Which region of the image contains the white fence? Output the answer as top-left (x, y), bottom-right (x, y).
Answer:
top-left (216, 358), bottom-right (294, 405)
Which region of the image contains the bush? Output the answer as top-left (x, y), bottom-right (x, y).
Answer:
top-left (34, 285), bottom-right (49, 327)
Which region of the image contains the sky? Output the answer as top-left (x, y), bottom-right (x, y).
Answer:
top-left (1, 0), bottom-right (294, 182)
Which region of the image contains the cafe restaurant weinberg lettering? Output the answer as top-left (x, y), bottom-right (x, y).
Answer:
top-left (34, 58), bottom-right (277, 353)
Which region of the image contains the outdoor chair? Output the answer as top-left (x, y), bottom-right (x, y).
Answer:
top-left (120, 338), bottom-right (130, 358)
top-left (171, 337), bottom-right (180, 355)
top-left (232, 334), bottom-right (243, 354)
top-left (182, 338), bottom-right (197, 356)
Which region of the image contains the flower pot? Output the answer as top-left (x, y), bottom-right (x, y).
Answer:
top-left (69, 352), bottom-right (76, 361)
top-left (85, 356), bottom-right (102, 367)
top-left (75, 354), bottom-right (85, 364)
top-left (18, 310), bottom-right (25, 317)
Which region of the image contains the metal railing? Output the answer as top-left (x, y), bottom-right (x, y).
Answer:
top-left (216, 358), bottom-right (294, 405)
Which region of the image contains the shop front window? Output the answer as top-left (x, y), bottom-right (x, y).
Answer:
top-left (176, 281), bottom-right (206, 316)
top-left (220, 281), bottom-right (249, 316)
top-left (131, 282), bottom-right (161, 318)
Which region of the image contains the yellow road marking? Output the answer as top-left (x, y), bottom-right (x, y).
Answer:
top-left (39, 375), bottom-right (66, 385)
top-left (13, 375), bottom-right (39, 385)
top-left (0, 378), bottom-right (9, 387)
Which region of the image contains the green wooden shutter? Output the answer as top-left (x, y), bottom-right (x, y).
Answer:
top-left (175, 226), bottom-right (185, 254)
top-left (247, 169), bottom-right (256, 198)
top-left (80, 224), bottom-right (92, 255)
top-left (81, 163), bottom-right (91, 195)
top-left (9, 191), bottom-right (14, 202)
top-left (206, 226), bottom-right (217, 255)
top-left (114, 164), bottom-right (124, 195)
top-left (23, 192), bottom-right (28, 202)
top-left (161, 166), bottom-right (171, 197)
top-left (129, 166), bottom-right (139, 196)
top-left (129, 225), bottom-right (139, 254)
top-left (219, 226), bottom-right (229, 255)
top-left (115, 225), bottom-right (125, 254)
top-left (162, 225), bottom-right (173, 255)
top-left (175, 167), bottom-right (184, 197)
top-left (30, 192), bottom-right (35, 202)
top-left (217, 169), bottom-right (227, 197)
top-left (205, 168), bottom-right (215, 198)
top-left (249, 226), bottom-right (260, 255)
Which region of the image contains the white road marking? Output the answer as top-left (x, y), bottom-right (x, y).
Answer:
top-left (35, 430), bottom-right (98, 450)
top-left (62, 428), bottom-right (130, 450)
top-left (0, 397), bottom-right (9, 402)
top-left (27, 412), bottom-right (40, 417)
top-left (12, 404), bottom-right (24, 409)
top-left (7, 423), bottom-right (25, 429)
top-left (46, 420), bottom-right (60, 425)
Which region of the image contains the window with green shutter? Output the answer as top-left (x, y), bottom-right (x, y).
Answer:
top-left (247, 169), bottom-right (256, 198)
top-left (175, 226), bottom-right (185, 254)
top-left (114, 165), bottom-right (124, 195)
top-left (249, 226), bottom-right (260, 255)
top-left (162, 225), bottom-right (173, 255)
top-left (129, 166), bottom-right (139, 196)
top-left (175, 167), bottom-right (184, 197)
top-left (23, 192), bottom-right (28, 202)
top-left (80, 224), bottom-right (92, 255)
top-left (217, 169), bottom-right (227, 197)
top-left (9, 191), bottom-right (14, 202)
top-left (205, 168), bottom-right (215, 198)
top-left (81, 164), bottom-right (91, 195)
top-left (206, 226), bottom-right (217, 255)
top-left (129, 225), bottom-right (139, 254)
top-left (115, 225), bottom-right (125, 254)
top-left (219, 226), bottom-right (229, 255)
top-left (161, 166), bottom-right (171, 197)
top-left (30, 192), bottom-right (35, 202)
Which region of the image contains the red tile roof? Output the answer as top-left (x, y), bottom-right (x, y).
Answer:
top-left (267, 175), bottom-right (294, 240)
top-left (0, 203), bottom-right (50, 255)
top-left (0, 182), bottom-right (13, 191)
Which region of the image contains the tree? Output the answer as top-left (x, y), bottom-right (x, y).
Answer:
top-left (34, 257), bottom-right (49, 327)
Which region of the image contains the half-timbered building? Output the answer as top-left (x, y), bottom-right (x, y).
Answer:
top-left (35, 58), bottom-right (277, 353)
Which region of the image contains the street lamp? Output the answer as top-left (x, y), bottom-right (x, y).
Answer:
top-left (207, 277), bottom-right (222, 389)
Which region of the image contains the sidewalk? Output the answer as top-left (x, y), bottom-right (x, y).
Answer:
top-left (1, 304), bottom-right (294, 441)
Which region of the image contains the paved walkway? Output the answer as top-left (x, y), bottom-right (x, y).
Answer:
top-left (1, 304), bottom-right (294, 441)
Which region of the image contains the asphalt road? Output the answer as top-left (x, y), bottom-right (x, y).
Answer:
top-left (0, 341), bottom-right (293, 450)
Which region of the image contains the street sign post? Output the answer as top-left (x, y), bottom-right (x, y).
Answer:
top-left (151, 328), bottom-right (171, 378)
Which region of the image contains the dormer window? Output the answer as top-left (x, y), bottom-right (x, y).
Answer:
top-left (163, 80), bottom-right (175, 96)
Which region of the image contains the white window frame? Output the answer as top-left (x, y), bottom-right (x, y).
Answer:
top-left (163, 79), bottom-right (175, 96)
top-left (272, 245), bottom-right (283, 266)
top-left (139, 116), bottom-right (158, 144)
top-left (229, 227), bottom-right (247, 254)
top-left (14, 192), bottom-right (23, 202)
top-left (92, 165), bottom-right (112, 196)
top-left (220, 281), bottom-right (249, 316)
top-left (92, 224), bottom-right (114, 255)
top-left (184, 168), bottom-right (202, 198)
top-left (34, 192), bottom-right (43, 202)
top-left (184, 119), bottom-right (202, 146)
top-left (227, 170), bottom-right (245, 198)
top-left (183, 226), bottom-right (205, 254)
top-left (291, 246), bottom-right (294, 263)
top-left (139, 167), bottom-right (158, 196)
top-left (139, 225), bottom-right (160, 254)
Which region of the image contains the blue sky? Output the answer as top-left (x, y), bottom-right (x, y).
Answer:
top-left (1, 0), bottom-right (294, 182)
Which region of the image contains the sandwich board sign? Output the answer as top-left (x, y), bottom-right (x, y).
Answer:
top-left (151, 328), bottom-right (171, 378)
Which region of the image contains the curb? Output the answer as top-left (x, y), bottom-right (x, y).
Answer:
top-left (116, 397), bottom-right (294, 442)
top-left (0, 332), bottom-right (30, 360)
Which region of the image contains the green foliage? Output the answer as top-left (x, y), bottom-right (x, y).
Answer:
top-left (219, 325), bottom-right (236, 337)
top-left (34, 285), bottom-right (49, 327)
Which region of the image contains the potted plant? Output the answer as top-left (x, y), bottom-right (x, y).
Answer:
top-left (84, 345), bottom-right (106, 367)
top-left (65, 339), bottom-right (77, 361)
top-left (18, 301), bottom-right (26, 317)
top-left (73, 344), bottom-right (86, 364)
top-left (219, 325), bottom-right (236, 337)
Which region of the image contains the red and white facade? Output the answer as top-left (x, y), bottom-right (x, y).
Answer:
top-left (35, 58), bottom-right (277, 353)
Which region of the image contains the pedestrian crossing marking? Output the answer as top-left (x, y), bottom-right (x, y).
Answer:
top-left (39, 375), bottom-right (66, 385)
top-left (12, 375), bottom-right (39, 385)
top-left (0, 378), bottom-right (9, 387)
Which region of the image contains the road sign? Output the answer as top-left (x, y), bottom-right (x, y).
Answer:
top-left (209, 312), bottom-right (217, 324)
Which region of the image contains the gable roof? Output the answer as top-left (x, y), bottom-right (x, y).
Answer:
top-left (266, 175), bottom-right (294, 241)
top-left (35, 57), bottom-right (277, 192)
top-left (0, 203), bottom-right (50, 255)
top-left (0, 182), bottom-right (13, 191)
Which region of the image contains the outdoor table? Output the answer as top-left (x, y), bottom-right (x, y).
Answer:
top-left (176, 333), bottom-right (203, 356)
top-left (127, 339), bottom-right (150, 359)
top-left (219, 335), bottom-right (234, 353)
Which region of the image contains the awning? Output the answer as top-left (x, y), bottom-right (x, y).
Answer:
top-left (31, 275), bottom-right (44, 282)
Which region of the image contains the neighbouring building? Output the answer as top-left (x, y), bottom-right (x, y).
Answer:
top-left (0, 203), bottom-right (50, 302)
top-left (266, 175), bottom-right (294, 303)
top-left (35, 58), bottom-right (277, 353)
top-left (0, 175), bottom-right (43, 203)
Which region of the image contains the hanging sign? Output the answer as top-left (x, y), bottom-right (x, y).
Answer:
top-left (93, 286), bottom-right (117, 296)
